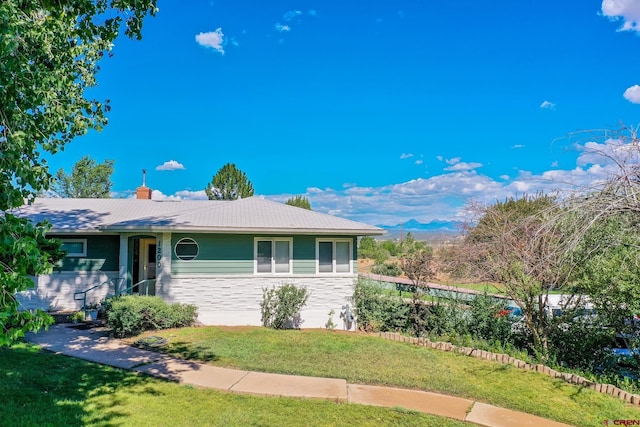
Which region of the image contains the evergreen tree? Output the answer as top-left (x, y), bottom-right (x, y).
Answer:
top-left (285, 195), bottom-right (311, 210)
top-left (205, 163), bottom-right (255, 200)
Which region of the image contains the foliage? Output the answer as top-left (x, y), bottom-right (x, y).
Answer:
top-left (0, 214), bottom-right (64, 344)
top-left (467, 293), bottom-right (513, 343)
top-left (570, 213), bottom-right (640, 333)
top-left (444, 194), bottom-right (571, 361)
top-left (401, 250), bottom-right (437, 337)
top-left (381, 240), bottom-right (401, 256)
top-left (325, 309), bottom-right (337, 330)
top-left (106, 296), bottom-right (197, 338)
top-left (54, 155), bottom-right (114, 198)
top-left (260, 284), bottom-right (310, 329)
top-left (285, 195), bottom-right (311, 210)
top-left (371, 262), bottom-right (402, 277)
top-left (0, 0), bottom-right (157, 343)
top-left (353, 278), bottom-right (408, 332)
top-left (205, 163), bottom-right (255, 200)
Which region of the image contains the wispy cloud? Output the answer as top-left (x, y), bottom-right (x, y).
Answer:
top-left (602, 0), bottom-right (640, 31)
top-left (444, 161), bottom-right (483, 172)
top-left (623, 84), bottom-right (640, 103)
top-left (445, 157), bottom-right (461, 165)
top-left (195, 28), bottom-right (225, 54)
top-left (512, 144), bottom-right (525, 149)
top-left (400, 153), bottom-right (414, 159)
top-left (415, 159), bottom-right (424, 165)
top-left (156, 160), bottom-right (185, 171)
top-left (540, 100), bottom-right (556, 110)
top-left (283, 10), bottom-right (302, 21)
top-left (275, 23), bottom-right (291, 32)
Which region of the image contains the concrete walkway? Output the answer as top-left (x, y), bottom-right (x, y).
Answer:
top-left (25, 323), bottom-right (572, 427)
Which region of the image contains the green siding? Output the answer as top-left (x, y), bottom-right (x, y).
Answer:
top-left (171, 233), bottom-right (359, 275)
top-left (53, 235), bottom-right (119, 272)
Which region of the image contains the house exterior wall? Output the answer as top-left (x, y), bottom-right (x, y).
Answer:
top-left (160, 275), bottom-right (357, 329)
top-left (18, 271), bottom-right (120, 311)
top-left (18, 232), bottom-right (361, 328)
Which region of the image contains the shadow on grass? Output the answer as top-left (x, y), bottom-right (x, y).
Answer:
top-left (0, 343), bottom-right (162, 426)
top-left (160, 341), bottom-right (220, 363)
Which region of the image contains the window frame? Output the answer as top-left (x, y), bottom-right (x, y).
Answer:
top-left (254, 237), bottom-right (293, 274)
top-left (315, 238), bottom-right (353, 274)
top-left (61, 239), bottom-right (87, 257)
top-left (174, 237), bottom-right (199, 261)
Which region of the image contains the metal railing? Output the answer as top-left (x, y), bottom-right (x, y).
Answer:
top-left (117, 279), bottom-right (156, 297)
top-left (73, 277), bottom-right (126, 312)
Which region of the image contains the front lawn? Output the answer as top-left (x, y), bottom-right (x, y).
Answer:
top-left (0, 343), bottom-right (466, 427)
top-left (133, 326), bottom-right (640, 427)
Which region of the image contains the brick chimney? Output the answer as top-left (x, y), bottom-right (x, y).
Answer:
top-left (136, 169), bottom-right (152, 200)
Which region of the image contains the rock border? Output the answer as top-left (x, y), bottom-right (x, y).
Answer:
top-left (378, 331), bottom-right (640, 405)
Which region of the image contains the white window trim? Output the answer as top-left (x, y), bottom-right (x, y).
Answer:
top-left (174, 237), bottom-right (199, 261)
top-left (62, 239), bottom-right (87, 257)
top-left (316, 238), bottom-right (353, 274)
top-left (254, 237), bottom-right (293, 274)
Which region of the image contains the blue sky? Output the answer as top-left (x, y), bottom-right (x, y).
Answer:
top-left (46, 0), bottom-right (640, 226)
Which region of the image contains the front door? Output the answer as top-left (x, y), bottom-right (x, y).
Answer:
top-left (133, 238), bottom-right (156, 294)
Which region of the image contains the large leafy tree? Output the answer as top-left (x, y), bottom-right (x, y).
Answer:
top-left (55, 156), bottom-right (115, 198)
top-left (0, 0), bottom-right (157, 344)
top-left (205, 163), bottom-right (255, 200)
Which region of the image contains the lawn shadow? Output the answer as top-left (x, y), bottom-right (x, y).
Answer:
top-left (0, 343), bottom-right (164, 426)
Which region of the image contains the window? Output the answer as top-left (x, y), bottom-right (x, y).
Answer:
top-left (255, 238), bottom-right (292, 274)
top-left (316, 239), bottom-right (352, 273)
top-left (61, 239), bottom-right (87, 257)
top-left (175, 238), bottom-right (199, 261)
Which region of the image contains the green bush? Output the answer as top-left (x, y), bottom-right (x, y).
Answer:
top-left (260, 284), bottom-right (310, 329)
top-left (106, 295), bottom-right (198, 338)
top-left (467, 293), bottom-right (513, 342)
top-left (371, 262), bottom-right (402, 277)
top-left (353, 278), bottom-right (408, 332)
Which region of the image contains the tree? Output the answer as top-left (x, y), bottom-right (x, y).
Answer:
top-left (54, 156), bottom-right (114, 198)
top-left (285, 195), bottom-right (311, 210)
top-left (401, 250), bottom-right (436, 337)
top-left (205, 163), bottom-right (255, 200)
top-left (0, 1), bottom-right (157, 344)
top-left (445, 194), bottom-right (575, 360)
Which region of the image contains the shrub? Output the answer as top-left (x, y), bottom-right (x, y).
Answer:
top-left (371, 262), bottom-right (402, 277)
top-left (467, 293), bottom-right (513, 342)
top-left (106, 295), bottom-right (198, 338)
top-left (260, 284), bottom-right (310, 329)
top-left (353, 278), bottom-right (408, 332)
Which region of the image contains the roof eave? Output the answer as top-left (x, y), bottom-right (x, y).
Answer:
top-left (100, 225), bottom-right (386, 236)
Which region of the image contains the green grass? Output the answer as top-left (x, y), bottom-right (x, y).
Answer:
top-left (443, 282), bottom-right (505, 294)
top-left (134, 326), bottom-right (640, 427)
top-left (0, 343), bottom-right (466, 427)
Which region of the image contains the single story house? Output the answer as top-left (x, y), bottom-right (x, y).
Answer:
top-left (13, 187), bottom-right (384, 328)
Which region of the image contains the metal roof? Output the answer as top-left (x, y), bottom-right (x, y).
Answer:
top-left (12, 197), bottom-right (384, 236)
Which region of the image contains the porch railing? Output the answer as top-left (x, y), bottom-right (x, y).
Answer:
top-left (117, 279), bottom-right (157, 297)
top-left (73, 277), bottom-right (126, 312)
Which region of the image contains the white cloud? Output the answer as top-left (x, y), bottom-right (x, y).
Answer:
top-left (275, 23), bottom-right (291, 32)
top-left (540, 100), bottom-right (556, 110)
top-left (512, 144), bottom-right (525, 149)
top-left (444, 162), bottom-right (483, 172)
top-left (156, 160), bottom-right (185, 171)
top-left (283, 10), bottom-right (302, 21)
top-left (602, 0), bottom-right (640, 31)
top-left (400, 153), bottom-right (414, 159)
top-left (445, 157), bottom-right (461, 165)
top-left (195, 28), bottom-right (225, 54)
top-left (623, 84), bottom-right (640, 103)
top-left (415, 159), bottom-right (424, 165)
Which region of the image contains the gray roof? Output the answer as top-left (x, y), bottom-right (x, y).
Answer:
top-left (12, 197), bottom-right (384, 236)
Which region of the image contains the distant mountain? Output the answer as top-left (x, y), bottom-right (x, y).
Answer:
top-left (377, 218), bottom-right (463, 232)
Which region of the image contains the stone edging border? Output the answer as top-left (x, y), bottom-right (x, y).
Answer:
top-left (377, 331), bottom-right (640, 405)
